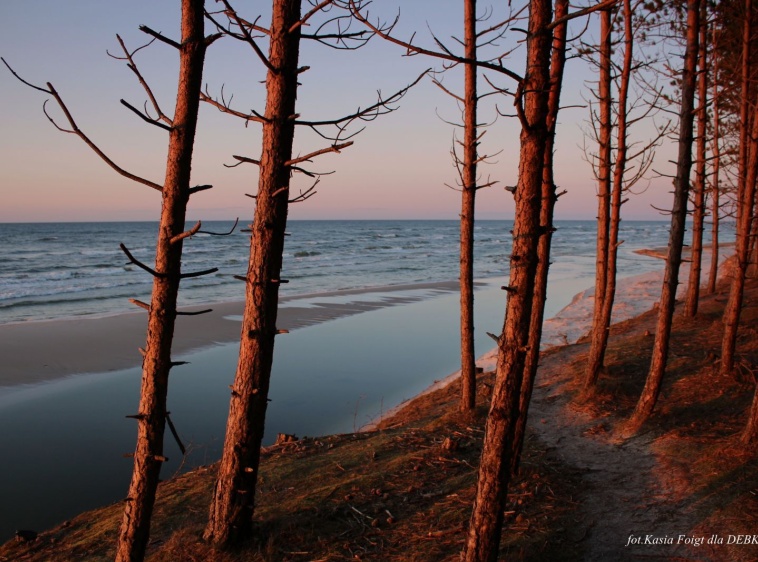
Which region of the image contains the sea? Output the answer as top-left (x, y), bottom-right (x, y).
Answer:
top-left (0, 219), bottom-right (728, 541)
top-left (0, 219), bottom-right (694, 325)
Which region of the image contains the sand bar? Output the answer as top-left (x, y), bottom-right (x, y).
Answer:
top-left (1, 243), bottom-right (732, 389)
top-left (0, 280), bottom-right (460, 387)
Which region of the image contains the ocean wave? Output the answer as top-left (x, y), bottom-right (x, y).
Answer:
top-left (0, 220), bottom-right (722, 325)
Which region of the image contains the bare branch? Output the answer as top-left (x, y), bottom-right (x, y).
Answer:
top-left (548, 0), bottom-right (620, 30)
top-left (295, 1), bottom-right (373, 49)
top-left (200, 87), bottom-right (267, 124)
top-left (129, 298), bottom-right (151, 311)
top-left (197, 217), bottom-right (240, 236)
top-left (205, 32), bottom-right (224, 47)
top-left (107, 37), bottom-right (155, 61)
top-left (285, 141), bottom-right (354, 166)
top-left (179, 267), bottom-right (219, 279)
top-left (112, 34), bottom-right (174, 129)
top-left (139, 25), bottom-right (181, 49)
top-left (165, 412), bottom-right (186, 455)
top-left (292, 0), bottom-right (335, 33)
top-left (176, 308), bottom-right (214, 316)
top-left (431, 76), bottom-right (464, 103)
top-left (435, 106), bottom-right (464, 128)
top-left (348, 1), bottom-right (522, 84)
top-left (217, 0), bottom-right (275, 72)
top-left (189, 184), bottom-right (213, 195)
top-left (475, 180), bottom-right (498, 190)
top-left (120, 243), bottom-right (165, 278)
top-left (289, 179), bottom-right (319, 203)
top-left (120, 99), bottom-right (172, 131)
top-left (228, 155), bottom-right (261, 168)
top-left (296, 69), bottom-right (430, 128)
top-left (170, 221), bottom-right (203, 244)
top-left (2, 59), bottom-right (163, 192)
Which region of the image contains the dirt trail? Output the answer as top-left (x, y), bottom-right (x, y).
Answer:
top-left (528, 347), bottom-right (704, 562)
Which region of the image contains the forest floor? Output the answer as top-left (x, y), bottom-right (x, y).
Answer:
top-left (2, 278), bottom-right (757, 561)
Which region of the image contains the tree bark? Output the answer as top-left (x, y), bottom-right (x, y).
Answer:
top-left (460, 0), bottom-right (478, 412)
top-left (204, 0), bottom-right (301, 547)
top-left (462, 1), bottom-right (552, 559)
top-left (707, 24), bottom-right (721, 296)
top-left (511, 0), bottom-right (568, 476)
top-left (583, 7), bottom-right (614, 391)
top-left (684, 0), bottom-right (709, 317)
top-left (593, 0), bottom-right (633, 394)
top-left (626, 0), bottom-right (701, 435)
top-left (721, 0), bottom-right (757, 379)
top-left (743, 379), bottom-right (758, 444)
top-left (116, 2), bottom-right (207, 560)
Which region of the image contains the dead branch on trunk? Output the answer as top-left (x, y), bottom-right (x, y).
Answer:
top-left (2, 58), bottom-right (163, 192)
top-left (347, 0), bottom-right (524, 83)
top-left (108, 35), bottom-right (174, 129)
top-left (198, 217), bottom-right (240, 236)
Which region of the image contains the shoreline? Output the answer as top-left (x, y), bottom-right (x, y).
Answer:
top-left (0, 280), bottom-right (463, 388)
top-left (370, 247), bottom-right (734, 427)
top-left (2, 242), bottom-right (728, 391)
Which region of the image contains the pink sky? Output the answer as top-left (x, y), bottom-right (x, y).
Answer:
top-left (0, 1), bottom-right (680, 223)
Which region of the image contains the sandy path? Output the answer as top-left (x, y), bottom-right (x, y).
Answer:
top-left (528, 352), bottom-right (702, 561)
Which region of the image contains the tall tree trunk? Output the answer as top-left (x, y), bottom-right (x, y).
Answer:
top-left (204, 0), bottom-right (301, 546)
top-left (743, 379), bottom-right (758, 443)
top-left (511, 0), bottom-right (568, 476)
top-left (462, 1), bottom-right (552, 559)
top-left (684, 0), bottom-right (709, 317)
top-left (583, 7), bottom-right (613, 391)
top-left (460, 0), bottom-right (478, 412)
top-left (116, 2), bottom-right (207, 560)
top-left (626, 0), bottom-right (701, 435)
top-left (595, 0), bottom-right (633, 392)
top-left (707, 24), bottom-right (721, 295)
top-left (721, 0), bottom-right (756, 379)
top-left (738, 109), bottom-right (758, 441)
top-left (750, 189), bottom-right (758, 279)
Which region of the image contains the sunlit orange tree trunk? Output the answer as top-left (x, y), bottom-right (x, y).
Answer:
top-left (707, 24), bottom-right (722, 295)
top-left (511, 0), bottom-right (568, 476)
top-left (720, 0), bottom-right (756, 379)
top-left (460, 0), bottom-right (479, 412)
top-left (583, 6), bottom-right (614, 391)
top-left (463, 0), bottom-right (552, 559)
top-left (736, 8), bottom-right (758, 444)
top-left (204, 0), bottom-right (302, 546)
top-left (626, 0), bottom-right (701, 435)
top-left (116, 4), bottom-right (213, 560)
top-left (593, 0), bottom-right (634, 391)
top-left (684, 0), bottom-right (710, 317)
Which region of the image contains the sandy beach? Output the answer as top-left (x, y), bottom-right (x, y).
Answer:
top-left (0, 280), bottom-right (461, 387)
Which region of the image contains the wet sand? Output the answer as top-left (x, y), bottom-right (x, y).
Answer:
top-left (0, 281), bottom-right (460, 387)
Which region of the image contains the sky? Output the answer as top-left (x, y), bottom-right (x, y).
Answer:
top-left (0, 1), bottom-right (681, 223)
